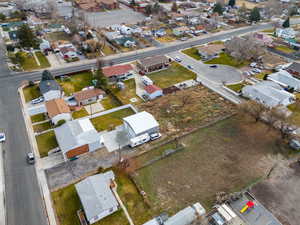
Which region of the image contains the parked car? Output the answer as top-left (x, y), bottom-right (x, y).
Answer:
top-left (0, 133), bottom-right (5, 142)
top-left (27, 152), bottom-right (35, 164)
top-left (253, 68), bottom-right (262, 73)
top-left (31, 96), bottom-right (44, 104)
top-left (289, 139), bottom-right (300, 151)
top-left (250, 62), bottom-right (257, 67)
top-left (150, 133), bottom-right (161, 141)
top-left (187, 65), bottom-right (193, 70)
top-left (175, 57), bottom-right (182, 62)
top-left (210, 65), bottom-right (218, 68)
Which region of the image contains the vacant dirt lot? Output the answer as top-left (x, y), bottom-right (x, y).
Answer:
top-left (132, 116), bottom-right (281, 215)
top-left (139, 86), bottom-right (236, 136)
top-left (251, 160), bottom-right (300, 225)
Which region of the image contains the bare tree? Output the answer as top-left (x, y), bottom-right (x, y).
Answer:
top-left (238, 100), bottom-right (266, 122)
top-left (225, 36), bottom-right (265, 61)
top-left (264, 0), bottom-right (284, 18)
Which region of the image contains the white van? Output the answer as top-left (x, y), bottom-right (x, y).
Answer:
top-left (129, 133), bottom-right (150, 148)
top-left (141, 76), bottom-right (153, 86)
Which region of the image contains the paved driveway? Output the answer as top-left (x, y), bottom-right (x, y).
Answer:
top-left (168, 51), bottom-right (244, 85)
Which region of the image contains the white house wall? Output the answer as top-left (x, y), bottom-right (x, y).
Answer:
top-left (43, 90), bottom-right (61, 101)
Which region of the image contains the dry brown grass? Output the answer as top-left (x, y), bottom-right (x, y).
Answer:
top-left (138, 86), bottom-right (236, 136)
top-left (132, 115), bottom-right (280, 214)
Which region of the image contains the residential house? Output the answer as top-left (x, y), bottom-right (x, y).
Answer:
top-left (45, 98), bottom-right (71, 125)
top-left (27, 15), bottom-right (45, 26)
top-left (275, 28), bottom-right (297, 39)
top-left (45, 24), bottom-right (65, 33)
top-left (8, 30), bottom-right (18, 42)
top-left (286, 62), bottom-right (300, 78)
top-left (268, 70), bottom-right (300, 91)
top-left (74, 88), bottom-right (105, 106)
top-left (105, 31), bottom-right (123, 42)
top-left (54, 118), bottom-right (102, 160)
top-left (173, 26), bottom-right (190, 36)
top-left (114, 37), bottom-right (136, 48)
top-left (75, 0), bottom-right (119, 11)
top-left (137, 55), bottom-right (170, 73)
top-left (102, 64), bottom-right (134, 82)
top-left (241, 81), bottom-right (295, 107)
top-left (0, 4), bottom-right (16, 16)
top-left (197, 44), bottom-right (224, 60)
top-left (1, 21), bottom-right (25, 31)
top-left (39, 70), bottom-right (62, 101)
top-left (58, 43), bottom-right (77, 59)
top-left (144, 84), bottom-right (163, 100)
top-left (253, 32), bottom-right (273, 47)
top-left (143, 203), bottom-right (206, 225)
top-left (39, 39), bottom-right (51, 52)
top-left (75, 171), bottom-right (119, 224)
top-left (152, 29), bottom-right (166, 37)
top-left (123, 111), bottom-right (159, 139)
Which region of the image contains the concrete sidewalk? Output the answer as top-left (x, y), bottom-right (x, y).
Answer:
top-left (0, 144), bottom-right (6, 225)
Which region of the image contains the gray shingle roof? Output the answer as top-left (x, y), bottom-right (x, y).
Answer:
top-left (75, 171), bottom-right (119, 221)
top-left (54, 118), bottom-right (100, 153)
top-left (287, 62), bottom-right (300, 73)
top-left (39, 80), bottom-right (61, 94)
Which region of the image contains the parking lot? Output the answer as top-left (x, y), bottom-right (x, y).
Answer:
top-left (84, 4), bottom-right (145, 28)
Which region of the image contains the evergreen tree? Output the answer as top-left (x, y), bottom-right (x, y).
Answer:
top-left (228, 0), bottom-right (235, 7)
top-left (249, 7), bottom-right (260, 22)
top-left (0, 13), bottom-right (6, 21)
top-left (17, 24), bottom-right (38, 48)
top-left (41, 70), bottom-right (54, 81)
top-left (282, 17), bottom-right (290, 28)
top-left (213, 3), bottom-right (224, 15)
top-left (130, 0), bottom-right (136, 7)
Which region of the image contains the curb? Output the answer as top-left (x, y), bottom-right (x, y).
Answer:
top-left (18, 85), bottom-right (57, 225)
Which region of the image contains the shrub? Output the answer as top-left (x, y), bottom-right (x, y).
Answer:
top-left (56, 120), bottom-right (66, 127)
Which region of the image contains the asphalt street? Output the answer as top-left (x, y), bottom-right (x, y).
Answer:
top-left (0, 23), bottom-right (274, 83)
top-left (0, 21), bottom-right (296, 225)
top-left (0, 39), bottom-right (47, 224)
top-left (168, 51), bottom-right (243, 84)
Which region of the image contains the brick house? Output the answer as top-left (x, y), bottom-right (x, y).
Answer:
top-left (74, 88), bottom-right (105, 106)
top-left (137, 55), bottom-right (170, 73)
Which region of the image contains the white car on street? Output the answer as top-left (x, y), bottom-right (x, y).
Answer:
top-left (0, 133), bottom-right (5, 142)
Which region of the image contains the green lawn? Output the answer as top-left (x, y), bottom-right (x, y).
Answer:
top-left (226, 83), bottom-right (245, 92)
top-left (36, 131), bottom-right (58, 157)
top-left (35, 51), bottom-right (51, 68)
top-left (33, 121), bottom-right (52, 132)
top-left (182, 48), bottom-right (201, 60)
top-left (110, 79), bottom-right (141, 105)
top-left (102, 44), bottom-right (115, 56)
top-left (101, 95), bottom-right (122, 110)
top-left (148, 62), bottom-right (197, 89)
top-left (16, 51), bottom-right (49, 71)
top-left (255, 71), bottom-right (271, 80)
top-left (31, 113), bottom-right (47, 123)
top-left (205, 52), bottom-right (249, 68)
top-left (72, 108), bottom-right (89, 119)
top-left (274, 45), bottom-right (296, 54)
top-left (23, 85), bottom-right (41, 102)
top-left (115, 170), bottom-right (153, 225)
top-left (90, 108), bottom-right (135, 131)
top-left (57, 72), bottom-right (94, 96)
top-left (51, 183), bottom-right (129, 225)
